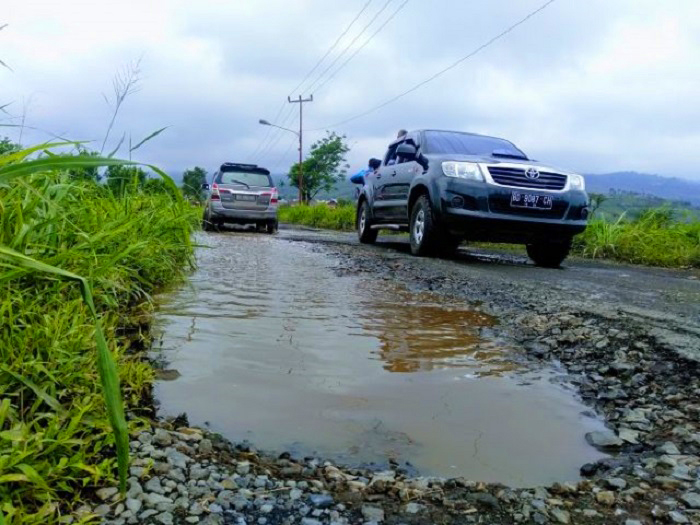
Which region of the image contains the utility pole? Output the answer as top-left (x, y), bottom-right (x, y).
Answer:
top-left (288, 94), bottom-right (313, 204)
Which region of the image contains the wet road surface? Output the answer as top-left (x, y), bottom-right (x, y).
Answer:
top-left (154, 231), bottom-right (609, 487)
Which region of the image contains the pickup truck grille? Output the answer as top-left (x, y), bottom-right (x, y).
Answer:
top-left (487, 167), bottom-right (567, 191)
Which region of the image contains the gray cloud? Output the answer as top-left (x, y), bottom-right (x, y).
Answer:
top-left (2, 0), bottom-right (700, 182)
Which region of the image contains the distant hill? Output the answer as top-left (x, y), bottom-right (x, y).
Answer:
top-left (585, 172), bottom-right (700, 206)
top-left (271, 174), bottom-right (356, 201)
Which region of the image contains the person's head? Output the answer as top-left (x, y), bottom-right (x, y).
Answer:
top-left (397, 129), bottom-right (407, 139)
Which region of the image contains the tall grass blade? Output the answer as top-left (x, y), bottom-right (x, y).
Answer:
top-left (130, 127), bottom-right (169, 153)
top-left (107, 132), bottom-right (126, 158)
top-left (0, 154), bottom-right (136, 183)
top-left (0, 141), bottom-right (81, 167)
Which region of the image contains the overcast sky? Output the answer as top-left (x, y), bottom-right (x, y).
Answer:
top-left (2, 0), bottom-right (700, 181)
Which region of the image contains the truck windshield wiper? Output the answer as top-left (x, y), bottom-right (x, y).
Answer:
top-left (491, 151), bottom-right (528, 160)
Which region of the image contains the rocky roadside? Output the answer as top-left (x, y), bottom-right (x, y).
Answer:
top-left (81, 240), bottom-right (700, 525)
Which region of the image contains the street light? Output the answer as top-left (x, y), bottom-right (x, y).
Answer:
top-left (259, 119), bottom-right (303, 204)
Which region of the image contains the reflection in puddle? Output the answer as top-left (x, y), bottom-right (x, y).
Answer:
top-left (154, 233), bottom-right (606, 486)
top-left (358, 288), bottom-right (514, 375)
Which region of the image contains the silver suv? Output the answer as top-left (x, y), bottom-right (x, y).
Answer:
top-left (202, 163), bottom-right (279, 233)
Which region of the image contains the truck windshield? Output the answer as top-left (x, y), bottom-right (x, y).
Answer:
top-left (423, 131), bottom-right (528, 159)
top-left (217, 171), bottom-right (272, 187)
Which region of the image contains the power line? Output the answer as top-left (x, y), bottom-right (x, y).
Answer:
top-left (309, 0), bottom-right (558, 131)
top-left (304, 0), bottom-right (394, 95)
top-left (269, 135), bottom-right (298, 171)
top-left (257, 0), bottom-right (398, 165)
top-left (258, 0), bottom-right (394, 163)
top-left (313, 0), bottom-right (410, 96)
top-left (249, 0), bottom-right (375, 161)
top-left (288, 0), bottom-right (374, 97)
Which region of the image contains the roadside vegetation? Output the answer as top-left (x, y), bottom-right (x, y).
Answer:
top-left (279, 202), bottom-right (700, 268)
top-left (573, 208), bottom-right (700, 267)
top-left (0, 141), bottom-right (197, 524)
top-left (278, 202), bottom-right (355, 231)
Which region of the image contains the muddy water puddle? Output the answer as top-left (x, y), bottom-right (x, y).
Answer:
top-left (154, 233), bottom-right (606, 486)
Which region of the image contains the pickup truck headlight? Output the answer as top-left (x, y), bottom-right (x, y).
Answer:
top-left (569, 174), bottom-right (585, 191)
top-left (442, 162), bottom-right (484, 181)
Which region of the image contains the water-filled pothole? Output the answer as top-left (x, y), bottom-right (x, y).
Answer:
top-left (153, 233), bottom-right (606, 486)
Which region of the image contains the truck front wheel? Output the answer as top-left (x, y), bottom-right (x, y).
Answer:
top-left (409, 195), bottom-right (441, 256)
top-left (357, 201), bottom-right (378, 244)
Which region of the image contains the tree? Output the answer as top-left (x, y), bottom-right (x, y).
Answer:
top-left (67, 148), bottom-right (101, 182)
top-left (288, 132), bottom-right (349, 202)
top-left (0, 136), bottom-right (19, 155)
top-left (588, 193), bottom-right (607, 218)
top-left (105, 164), bottom-right (147, 196)
top-left (182, 166), bottom-right (208, 202)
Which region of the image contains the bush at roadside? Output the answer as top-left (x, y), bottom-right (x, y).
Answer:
top-left (0, 155), bottom-right (197, 524)
top-left (573, 209), bottom-right (700, 268)
top-left (278, 203), bottom-right (356, 231)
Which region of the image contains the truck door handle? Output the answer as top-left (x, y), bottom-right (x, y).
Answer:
top-left (391, 171), bottom-right (397, 177)
top-left (376, 173), bottom-right (382, 179)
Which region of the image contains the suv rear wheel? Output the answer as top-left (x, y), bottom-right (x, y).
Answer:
top-left (410, 195), bottom-right (441, 256)
top-left (357, 200), bottom-right (378, 244)
top-left (266, 220), bottom-right (278, 235)
top-left (202, 208), bottom-right (218, 232)
top-left (526, 239), bottom-right (572, 268)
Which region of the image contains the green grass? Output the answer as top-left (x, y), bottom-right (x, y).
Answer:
top-left (280, 203), bottom-right (700, 268)
top-left (573, 209), bottom-right (700, 268)
top-left (279, 203), bottom-right (356, 231)
top-left (0, 145), bottom-right (198, 524)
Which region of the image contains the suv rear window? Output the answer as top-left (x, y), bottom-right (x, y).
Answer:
top-left (423, 131), bottom-right (527, 159)
top-left (216, 171), bottom-right (272, 187)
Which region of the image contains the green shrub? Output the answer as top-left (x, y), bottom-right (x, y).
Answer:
top-left (279, 203), bottom-right (356, 231)
top-left (0, 146), bottom-right (197, 524)
top-left (573, 209), bottom-right (700, 267)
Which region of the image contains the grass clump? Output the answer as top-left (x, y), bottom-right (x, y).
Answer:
top-left (278, 203), bottom-right (356, 231)
top-left (573, 208), bottom-right (700, 267)
top-left (0, 145), bottom-right (197, 524)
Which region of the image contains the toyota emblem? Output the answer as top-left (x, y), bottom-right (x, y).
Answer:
top-left (525, 168), bottom-right (540, 179)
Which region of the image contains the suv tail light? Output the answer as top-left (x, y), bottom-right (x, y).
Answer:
top-left (262, 188), bottom-right (279, 205)
top-left (211, 182), bottom-right (220, 201)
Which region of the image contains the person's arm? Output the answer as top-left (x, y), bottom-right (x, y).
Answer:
top-left (350, 170), bottom-right (366, 184)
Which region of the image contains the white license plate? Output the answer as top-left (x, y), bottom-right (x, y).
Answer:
top-left (510, 192), bottom-right (553, 210)
top-left (236, 194), bottom-right (257, 202)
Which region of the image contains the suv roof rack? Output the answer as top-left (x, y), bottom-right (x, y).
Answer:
top-left (220, 162), bottom-right (270, 174)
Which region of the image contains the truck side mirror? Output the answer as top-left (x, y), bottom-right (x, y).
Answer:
top-left (396, 143), bottom-right (417, 159)
top-left (201, 183), bottom-right (210, 190)
top-left (368, 158), bottom-right (382, 170)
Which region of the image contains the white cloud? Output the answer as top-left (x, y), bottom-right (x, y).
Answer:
top-left (2, 0), bottom-right (699, 181)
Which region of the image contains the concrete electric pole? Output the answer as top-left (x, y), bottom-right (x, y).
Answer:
top-left (288, 95), bottom-right (313, 204)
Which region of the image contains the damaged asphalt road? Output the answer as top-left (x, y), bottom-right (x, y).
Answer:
top-left (99, 227), bottom-right (700, 525)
